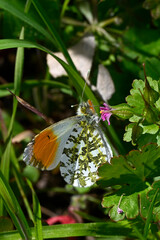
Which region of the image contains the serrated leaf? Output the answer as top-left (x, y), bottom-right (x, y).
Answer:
top-left (141, 124), bottom-right (159, 134)
top-left (126, 78), bottom-right (159, 116)
top-left (99, 144), bottom-right (160, 187)
top-left (155, 98), bottom-right (160, 111)
top-left (123, 123), bottom-right (134, 142)
top-left (126, 92), bottom-right (144, 115)
top-left (124, 76), bottom-right (160, 146)
top-left (132, 124), bottom-right (143, 144)
top-left (98, 144), bottom-right (160, 221)
top-left (136, 133), bottom-right (157, 149)
top-left (147, 77), bottom-right (159, 92)
top-left (102, 184), bottom-right (149, 221)
top-left (129, 115), bottom-right (142, 122)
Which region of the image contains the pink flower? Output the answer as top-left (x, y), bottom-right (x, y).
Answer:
top-left (100, 103), bottom-right (112, 125)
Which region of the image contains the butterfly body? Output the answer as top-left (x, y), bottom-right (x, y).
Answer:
top-left (23, 100), bottom-right (112, 187)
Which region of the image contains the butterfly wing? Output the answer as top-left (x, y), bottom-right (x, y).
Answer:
top-left (23, 116), bottom-right (81, 170)
top-left (60, 119), bottom-right (113, 187)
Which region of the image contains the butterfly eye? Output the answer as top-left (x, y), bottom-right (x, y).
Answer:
top-left (81, 106), bottom-right (86, 114)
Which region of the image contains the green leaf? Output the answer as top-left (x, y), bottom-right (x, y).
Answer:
top-left (123, 28), bottom-right (160, 62)
top-left (141, 124), bottom-right (159, 134)
top-left (123, 76), bottom-right (160, 146)
top-left (123, 123), bottom-right (135, 142)
top-left (126, 79), bottom-right (145, 115)
top-left (98, 144), bottom-right (160, 221)
top-left (102, 184), bottom-right (150, 221)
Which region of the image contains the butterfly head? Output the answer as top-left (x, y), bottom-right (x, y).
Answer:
top-left (77, 99), bottom-right (96, 116)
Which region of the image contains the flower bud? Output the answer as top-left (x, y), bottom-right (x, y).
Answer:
top-left (111, 103), bottom-right (134, 120)
top-left (144, 77), bottom-right (159, 104)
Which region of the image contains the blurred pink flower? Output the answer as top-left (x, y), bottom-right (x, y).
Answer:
top-left (46, 215), bottom-right (76, 225)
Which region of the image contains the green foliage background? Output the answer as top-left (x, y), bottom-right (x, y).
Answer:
top-left (1, 0), bottom-right (160, 239)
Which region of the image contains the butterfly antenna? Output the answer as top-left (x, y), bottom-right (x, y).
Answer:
top-left (81, 70), bottom-right (90, 102)
top-left (81, 81), bottom-right (87, 102)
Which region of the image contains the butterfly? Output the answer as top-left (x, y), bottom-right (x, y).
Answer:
top-left (23, 99), bottom-right (113, 188)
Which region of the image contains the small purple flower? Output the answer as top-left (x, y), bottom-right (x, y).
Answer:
top-left (100, 103), bottom-right (112, 125)
top-left (117, 193), bottom-right (124, 214)
top-left (117, 207), bottom-right (123, 214)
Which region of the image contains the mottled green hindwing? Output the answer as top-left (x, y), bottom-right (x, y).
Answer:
top-left (60, 116), bottom-right (112, 187)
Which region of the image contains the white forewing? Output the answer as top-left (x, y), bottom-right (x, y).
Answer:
top-left (23, 116), bottom-right (82, 170)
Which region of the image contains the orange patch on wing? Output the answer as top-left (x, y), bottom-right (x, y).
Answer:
top-left (87, 99), bottom-right (95, 113)
top-left (32, 128), bottom-right (59, 169)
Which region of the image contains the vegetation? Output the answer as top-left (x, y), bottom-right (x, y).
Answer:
top-left (1, 0), bottom-right (160, 239)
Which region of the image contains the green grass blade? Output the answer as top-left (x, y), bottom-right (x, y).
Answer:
top-left (0, 222), bottom-right (136, 239)
top-left (0, 26), bottom-right (25, 216)
top-left (0, 170), bottom-right (32, 239)
top-left (60, 0), bottom-right (70, 19)
top-left (132, 225), bottom-right (145, 240)
top-left (27, 180), bottom-right (43, 240)
top-left (143, 188), bottom-right (159, 239)
top-left (0, 0), bottom-right (32, 215)
top-left (12, 166), bottom-right (35, 224)
top-left (0, 80), bottom-right (72, 98)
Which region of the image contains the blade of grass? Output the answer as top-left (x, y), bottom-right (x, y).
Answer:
top-left (0, 1), bottom-right (29, 216)
top-left (0, 170), bottom-right (32, 239)
top-left (60, 0), bottom-right (70, 19)
top-left (0, 28), bottom-right (24, 184)
top-left (143, 188), bottom-right (159, 239)
top-left (12, 166), bottom-right (35, 224)
top-left (27, 180), bottom-right (43, 240)
top-left (0, 39), bottom-right (125, 154)
top-left (0, 80), bottom-right (72, 97)
top-left (0, 222), bottom-right (136, 239)
top-left (132, 225), bottom-right (145, 240)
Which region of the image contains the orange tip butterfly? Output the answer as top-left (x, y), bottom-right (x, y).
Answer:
top-left (23, 99), bottom-right (113, 187)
